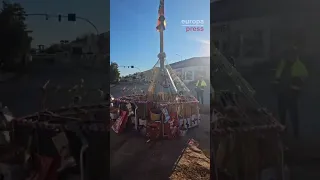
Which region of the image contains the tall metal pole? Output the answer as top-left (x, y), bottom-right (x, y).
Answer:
top-left (158, 0), bottom-right (165, 70)
top-left (160, 31), bottom-right (164, 70)
top-left (156, 0), bottom-right (177, 93)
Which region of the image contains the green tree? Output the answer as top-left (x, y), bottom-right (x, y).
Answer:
top-left (110, 62), bottom-right (120, 83)
top-left (44, 44), bottom-right (62, 54)
top-left (0, 1), bottom-right (32, 69)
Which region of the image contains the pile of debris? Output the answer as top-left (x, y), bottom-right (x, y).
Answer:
top-left (170, 139), bottom-right (210, 180)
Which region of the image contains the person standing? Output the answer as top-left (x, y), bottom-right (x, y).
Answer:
top-left (273, 45), bottom-right (309, 138)
top-left (195, 76), bottom-right (207, 104)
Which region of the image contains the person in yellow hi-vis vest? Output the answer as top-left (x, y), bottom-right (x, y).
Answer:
top-left (273, 46), bottom-right (309, 138)
top-left (195, 76), bottom-right (207, 104)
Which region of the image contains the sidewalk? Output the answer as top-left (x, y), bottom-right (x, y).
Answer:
top-left (199, 104), bottom-right (210, 114)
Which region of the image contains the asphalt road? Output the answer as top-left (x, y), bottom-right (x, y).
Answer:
top-left (0, 63), bottom-right (208, 117)
top-left (0, 63), bottom-right (109, 117)
top-left (110, 113), bottom-right (210, 180)
top-left (110, 82), bottom-right (211, 179)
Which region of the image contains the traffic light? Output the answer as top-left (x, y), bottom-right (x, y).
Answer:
top-left (131, 66), bottom-right (134, 68)
top-left (45, 14), bottom-right (49, 20)
top-left (127, 66), bottom-right (130, 68)
top-left (68, 13), bottom-right (76, 21)
top-left (58, 14), bottom-right (61, 22)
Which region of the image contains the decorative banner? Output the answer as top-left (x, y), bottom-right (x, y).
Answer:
top-left (162, 107), bottom-right (170, 123)
top-left (52, 132), bottom-right (70, 157)
top-left (111, 111), bottom-right (129, 134)
top-left (52, 132), bottom-right (76, 171)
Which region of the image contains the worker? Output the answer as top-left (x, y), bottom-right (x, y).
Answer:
top-left (210, 81), bottom-right (215, 117)
top-left (195, 76), bottom-right (207, 104)
top-left (273, 45), bottom-right (309, 138)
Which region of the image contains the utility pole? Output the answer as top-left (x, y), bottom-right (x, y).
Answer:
top-left (157, 0), bottom-right (165, 70)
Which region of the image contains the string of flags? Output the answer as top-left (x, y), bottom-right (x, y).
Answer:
top-left (156, 0), bottom-right (166, 31)
top-left (113, 98), bottom-right (199, 105)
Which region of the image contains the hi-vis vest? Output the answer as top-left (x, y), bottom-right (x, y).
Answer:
top-left (275, 58), bottom-right (309, 79)
top-left (196, 80), bottom-right (207, 87)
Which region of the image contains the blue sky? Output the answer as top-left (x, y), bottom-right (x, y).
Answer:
top-left (110, 0), bottom-right (210, 76)
top-left (4, 0), bottom-right (109, 47)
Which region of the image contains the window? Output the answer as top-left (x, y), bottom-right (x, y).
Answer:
top-left (185, 71), bottom-right (193, 81)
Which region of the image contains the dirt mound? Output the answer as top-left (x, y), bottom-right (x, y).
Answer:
top-left (170, 139), bottom-right (210, 180)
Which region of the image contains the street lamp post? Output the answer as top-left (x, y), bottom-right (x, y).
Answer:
top-left (176, 54), bottom-right (183, 61)
top-left (134, 67), bottom-right (141, 72)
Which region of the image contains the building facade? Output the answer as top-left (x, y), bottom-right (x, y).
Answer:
top-left (211, 0), bottom-right (320, 66)
top-left (67, 31), bottom-right (110, 68)
top-left (143, 57), bottom-right (210, 84)
top-left (70, 31), bottom-right (109, 56)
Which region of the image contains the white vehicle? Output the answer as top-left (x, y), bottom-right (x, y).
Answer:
top-left (110, 94), bottom-right (115, 107)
